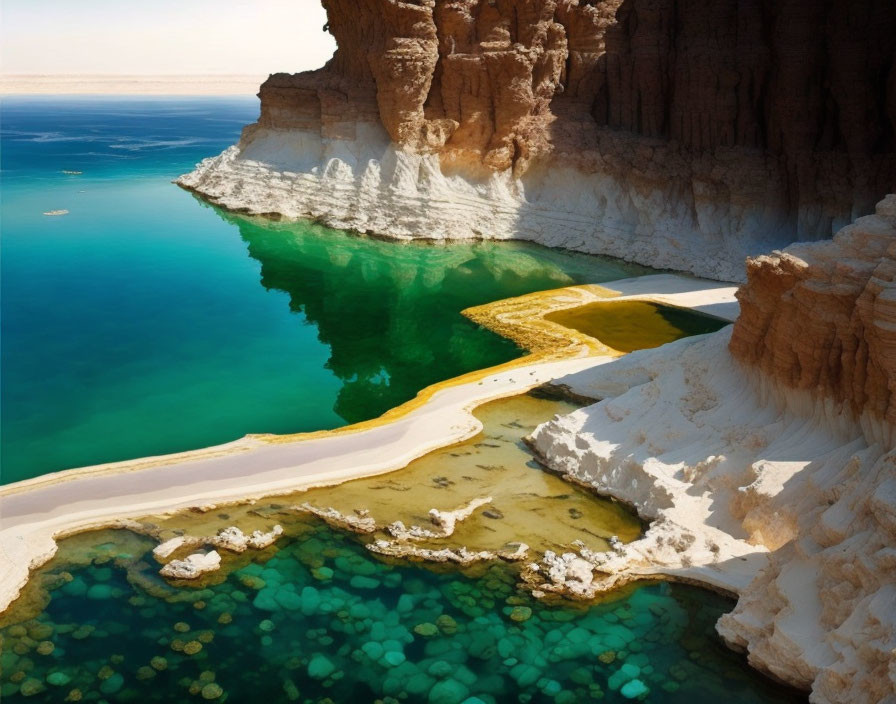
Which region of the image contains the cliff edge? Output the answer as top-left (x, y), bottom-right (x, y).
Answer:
top-left (527, 196), bottom-right (896, 703)
top-left (179, 0), bottom-right (896, 281)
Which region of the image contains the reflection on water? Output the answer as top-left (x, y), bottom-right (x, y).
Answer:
top-left (1, 168), bottom-right (647, 482)
top-left (218, 204), bottom-right (649, 423)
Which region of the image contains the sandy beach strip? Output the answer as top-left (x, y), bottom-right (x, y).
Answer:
top-left (0, 275), bottom-right (738, 614)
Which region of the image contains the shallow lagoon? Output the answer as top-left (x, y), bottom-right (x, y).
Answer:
top-left (0, 524), bottom-right (803, 704)
top-left (0, 393), bottom-right (802, 703)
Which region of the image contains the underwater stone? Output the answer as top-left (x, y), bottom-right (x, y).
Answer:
top-left (620, 663), bottom-right (640, 679)
top-left (312, 567), bottom-right (334, 581)
top-left (509, 606), bottom-right (532, 622)
top-left (201, 683), bottom-right (224, 700)
top-left (620, 679), bottom-right (649, 699)
top-left (252, 587), bottom-right (280, 611)
top-left (382, 651), bottom-right (406, 667)
top-left (20, 678), bottom-right (46, 696)
top-left (428, 678), bottom-right (469, 704)
top-left (35, 640), bottom-right (55, 655)
top-left (436, 615), bottom-right (458, 635)
top-left (99, 672), bottom-right (124, 695)
top-left (307, 654), bottom-right (336, 679)
top-left (86, 584), bottom-right (114, 600)
top-left (362, 641), bottom-right (385, 660)
top-left (46, 671), bottom-right (71, 686)
top-left (28, 623), bottom-right (54, 640)
top-left (274, 588), bottom-right (303, 611)
top-left (414, 623), bottom-right (439, 637)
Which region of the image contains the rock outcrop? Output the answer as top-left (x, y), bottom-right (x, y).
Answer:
top-left (730, 194), bottom-right (896, 441)
top-left (528, 197), bottom-right (896, 702)
top-left (158, 550), bottom-right (222, 580)
top-left (180, 0), bottom-right (896, 281)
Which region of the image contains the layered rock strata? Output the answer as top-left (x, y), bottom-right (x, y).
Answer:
top-left (527, 197), bottom-right (896, 702)
top-left (180, 0), bottom-right (896, 281)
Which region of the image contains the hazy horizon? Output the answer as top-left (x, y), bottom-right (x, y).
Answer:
top-left (1, 1), bottom-right (336, 76)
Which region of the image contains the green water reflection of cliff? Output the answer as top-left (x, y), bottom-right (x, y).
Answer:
top-left (215, 206), bottom-right (648, 423)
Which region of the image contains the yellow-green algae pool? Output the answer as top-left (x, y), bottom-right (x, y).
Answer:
top-left (545, 301), bottom-right (729, 353)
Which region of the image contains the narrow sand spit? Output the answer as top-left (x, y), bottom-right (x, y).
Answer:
top-left (0, 274), bottom-right (737, 614)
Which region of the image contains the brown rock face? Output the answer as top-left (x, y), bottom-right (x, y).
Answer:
top-left (730, 195), bottom-right (896, 428)
top-left (260, 0), bottom-right (896, 237)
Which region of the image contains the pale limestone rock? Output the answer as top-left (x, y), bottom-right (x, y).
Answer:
top-left (152, 536), bottom-right (199, 560)
top-left (159, 551), bottom-right (221, 580)
top-left (528, 201), bottom-right (896, 701)
top-left (247, 525), bottom-right (283, 550)
top-left (297, 504), bottom-right (377, 533)
top-left (387, 496), bottom-right (492, 540)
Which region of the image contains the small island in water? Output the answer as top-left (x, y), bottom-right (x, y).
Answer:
top-left (1, 2), bottom-right (894, 703)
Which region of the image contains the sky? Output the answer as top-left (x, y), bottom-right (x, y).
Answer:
top-left (0, 0), bottom-right (336, 75)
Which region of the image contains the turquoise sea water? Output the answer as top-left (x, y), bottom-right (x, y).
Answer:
top-left (0, 97), bottom-right (646, 483)
top-left (0, 523), bottom-right (803, 704)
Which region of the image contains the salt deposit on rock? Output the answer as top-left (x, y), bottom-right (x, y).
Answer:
top-left (159, 551), bottom-right (221, 580)
top-left (152, 535), bottom-right (200, 560)
top-left (153, 525), bottom-right (283, 580)
top-left (296, 504), bottom-right (377, 533)
top-left (247, 525), bottom-right (284, 550)
top-left (209, 525), bottom-right (284, 552)
top-left (527, 197), bottom-right (896, 703)
top-left (366, 540), bottom-right (529, 565)
top-left (387, 496), bottom-right (493, 540)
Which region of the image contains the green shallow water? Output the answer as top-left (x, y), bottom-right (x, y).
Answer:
top-left (0, 524), bottom-right (804, 704)
top-left (1, 97), bottom-right (650, 483)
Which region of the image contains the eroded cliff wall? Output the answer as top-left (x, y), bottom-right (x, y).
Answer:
top-left (730, 195), bottom-right (896, 437)
top-left (269, 0), bottom-right (895, 236)
top-left (179, 0), bottom-right (896, 279)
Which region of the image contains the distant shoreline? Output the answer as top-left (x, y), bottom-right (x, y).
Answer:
top-left (0, 74), bottom-right (265, 95)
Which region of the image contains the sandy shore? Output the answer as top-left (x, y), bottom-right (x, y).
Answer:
top-left (0, 275), bottom-right (738, 614)
top-left (0, 74), bottom-right (264, 95)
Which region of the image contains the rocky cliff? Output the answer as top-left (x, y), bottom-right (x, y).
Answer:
top-left (527, 196), bottom-right (896, 702)
top-left (180, 0), bottom-right (896, 280)
top-left (730, 195), bottom-right (896, 440)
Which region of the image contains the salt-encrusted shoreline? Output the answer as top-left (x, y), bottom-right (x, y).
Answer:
top-left (527, 329), bottom-right (895, 703)
top-left (176, 124), bottom-right (797, 283)
top-left (0, 275), bottom-right (737, 616)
